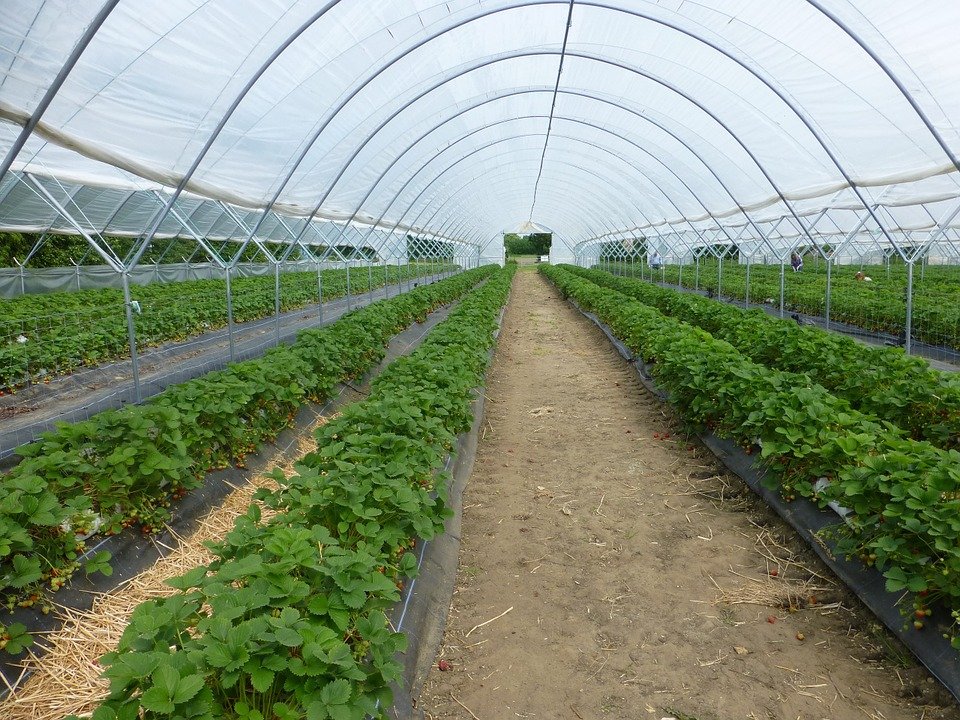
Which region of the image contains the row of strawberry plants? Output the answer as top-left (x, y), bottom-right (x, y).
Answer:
top-left (0, 266), bottom-right (493, 651)
top-left (0, 263), bottom-right (452, 392)
top-left (571, 266), bottom-right (960, 451)
top-left (543, 264), bottom-right (960, 645)
top-left (609, 259), bottom-right (960, 350)
top-left (73, 264), bottom-right (515, 720)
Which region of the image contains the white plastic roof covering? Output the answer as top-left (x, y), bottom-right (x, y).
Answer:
top-left (3, 0), bottom-right (960, 264)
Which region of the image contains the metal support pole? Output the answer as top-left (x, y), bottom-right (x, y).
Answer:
top-left (121, 272), bottom-right (141, 403)
top-left (317, 261), bottom-right (324, 324)
top-left (368, 261), bottom-right (374, 303)
top-left (905, 261), bottom-right (914, 355)
top-left (225, 266), bottom-right (235, 361)
top-left (678, 258), bottom-right (683, 289)
top-left (824, 257), bottom-right (832, 330)
top-left (346, 260), bottom-right (352, 310)
top-left (383, 258), bottom-right (389, 298)
top-left (274, 262), bottom-right (281, 345)
top-left (779, 262), bottom-right (785, 318)
top-left (744, 256), bottom-right (751, 308)
top-left (695, 256), bottom-right (700, 291)
top-left (397, 257), bottom-right (403, 293)
top-left (718, 254), bottom-right (723, 299)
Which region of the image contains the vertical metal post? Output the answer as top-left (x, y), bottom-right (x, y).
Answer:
top-left (397, 257), bottom-right (403, 293)
top-left (368, 261), bottom-right (374, 303)
top-left (75, 261), bottom-right (81, 291)
top-left (779, 262), bottom-right (785, 318)
top-left (905, 261), bottom-right (914, 355)
top-left (17, 260), bottom-right (25, 296)
top-left (122, 272), bottom-right (141, 403)
top-left (744, 256), bottom-right (751, 308)
top-left (824, 257), bottom-right (832, 330)
top-left (718, 254), bottom-right (723, 299)
top-left (345, 260), bottom-right (352, 310)
top-left (317, 261), bottom-right (324, 324)
top-left (678, 258), bottom-right (683, 288)
top-left (383, 258), bottom-right (389, 298)
top-left (274, 261), bottom-right (281, 344)
top-left (225, 265), bottom-right (236, 361)
top-left (695, 256), bottom-right (700, 290)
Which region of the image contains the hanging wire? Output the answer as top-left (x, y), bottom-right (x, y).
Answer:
top-left (528, 0), bottom-right (576, 221)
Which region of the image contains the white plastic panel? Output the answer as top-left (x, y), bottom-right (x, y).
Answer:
top-left (2, 0), bottom-right (960, 262)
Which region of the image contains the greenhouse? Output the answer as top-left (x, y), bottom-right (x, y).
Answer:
top-left (2, 1), bottom-right (960, 718)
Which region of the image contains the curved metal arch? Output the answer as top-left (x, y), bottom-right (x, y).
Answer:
top-left (409, 154), bottom-right (643, 246)
top-left (335, 113), bottom-right (717, 252)
top-left (407, 127), bottom-right (710, 245)
top-left (415, 153), bottom-right (716, 260)
top-left (392, 140), bottom-right (678, 251)
top-left (9, 0), bottom-right (950, 264)
top-left (378, 149), bottom-right (645, 256)
top-left (804, 0), bottom-right (960, 177)
top-left (344, 117), bottom-right (675, 259)
top-left (154, 0), bottom-right (830, 266)
top-left (365, 134), bottom-right (667, 258)
top-left (278, 1), bottom-right (906, 260)
top-left (430, 181), bottom-right (623, 257)
top-left (330, 85), bottom-right (763, 242)
top-left (330, 85), bottom-right (780, 264)
top-left (286, 48), bottom-right (823, 259)
top-left (329, 108), bottom-right (736, 250)
top-left (129, 0), bottom-right (345, 268)
top-left (446, 115), bottom-right (736, 248)
top-left (572, 0), bottom-right (903, 255)
top-left (390, 146), bottom-right (640, 245)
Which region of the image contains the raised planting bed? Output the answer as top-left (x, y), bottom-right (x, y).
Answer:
top-left (571, 266), bottom-right (960, 451)
top-left (0, 266), bottom-right (495, 656)
top-left (0, 263), bottom-right (453, 392)
top-left (66, 264), bottom-right (515, 720)
top-left (542, 263), bottom-right (960, 700)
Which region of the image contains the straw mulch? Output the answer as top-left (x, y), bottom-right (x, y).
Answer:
top-left (1, 423), bottom-right (326, 720)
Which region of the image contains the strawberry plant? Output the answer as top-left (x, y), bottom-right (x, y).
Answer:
top-left (0, 263), bottom-right (453, 392)
top-left (573, 266), bottom-right (960, 451)
top-left (543, 264), bottom-right (960, 648)
top-left (604, 259), bottom-right (960, 351)
top-left (0, 266), bottom-right (495, 637)
top-left (75, 265), bottom-right (515, 718)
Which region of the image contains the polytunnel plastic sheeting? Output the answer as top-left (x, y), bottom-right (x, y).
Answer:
top-left (4, 3), bottom-right (960, 255)
top-left (382, 137), bottom-right (686, 231)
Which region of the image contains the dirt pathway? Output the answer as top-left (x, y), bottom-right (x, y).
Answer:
top-left (420, 270), bottom-right (958, 720)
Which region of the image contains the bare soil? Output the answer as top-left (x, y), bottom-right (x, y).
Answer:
top-left (420, 270), bottom-right (960, 720)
